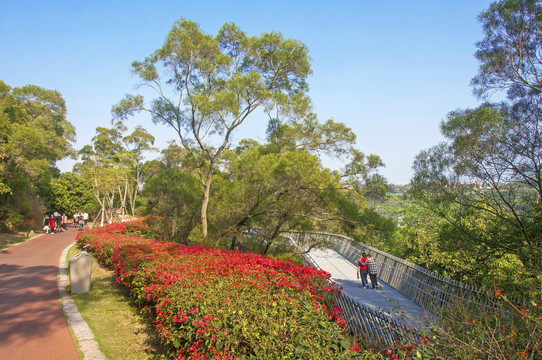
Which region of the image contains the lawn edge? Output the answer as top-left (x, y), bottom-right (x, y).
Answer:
top-left (58, 241), bottom-right (108, 360)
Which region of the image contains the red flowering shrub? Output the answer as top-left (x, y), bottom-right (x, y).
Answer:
top-left (77, 218), bottom-right (362, 359)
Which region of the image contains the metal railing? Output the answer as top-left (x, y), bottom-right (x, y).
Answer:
top-left (334, 291), bottom-right (417, 345)
top-left (300, 246), bottom-right (417, 345)
top-left (283, 231), bottom-right (501, 314)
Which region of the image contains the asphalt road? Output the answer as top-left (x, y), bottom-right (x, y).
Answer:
top-left (0, 228), bottom-right (80, 360)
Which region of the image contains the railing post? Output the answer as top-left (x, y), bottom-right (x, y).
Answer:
top-left (284, 230), bottom-right (499, 317)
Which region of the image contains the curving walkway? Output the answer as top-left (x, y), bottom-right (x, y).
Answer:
top-left (307, 247), bottom-right (433, 329)
top-left (0, 228), bottom-right (80, 360)
top-left (0, 224), bottom-right (431, 359)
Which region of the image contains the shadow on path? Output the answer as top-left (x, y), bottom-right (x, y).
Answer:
top-left (0, 264), bottom-right (66, 343)
top-left (0, 229), bottom-right (80, 360)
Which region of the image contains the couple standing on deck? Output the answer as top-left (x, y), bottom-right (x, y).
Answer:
top-left (358, 252), bottom-right (382, 290)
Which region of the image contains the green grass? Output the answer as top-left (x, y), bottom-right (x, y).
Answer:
top-left (0, 231), bottom-right (41, 250)
top-left (67, 246), bottom-right (163, 360)
top-left (62, 245), bottom-right (303, 360)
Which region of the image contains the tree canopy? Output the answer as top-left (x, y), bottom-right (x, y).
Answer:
top-left (472, 0), bottom-right (542, 98)
top-left (0, 80), bottom-right (75, 229)
top-left (75, 122), bottom-right (155, 226)
top-left (140, 116), bottom-right (391, 256)
top-left (411, 0), bottom-right (542, 292)
top-left (113, 19), bottom-right (313, 238)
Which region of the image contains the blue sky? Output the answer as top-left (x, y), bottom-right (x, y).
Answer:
top-left (0, 0), bottom-right (495, 184)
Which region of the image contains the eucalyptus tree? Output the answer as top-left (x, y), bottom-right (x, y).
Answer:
top-left (76, 124), bottom-right (128, 226)
top-left (76, 123), bottom-right (155, 226)
top-left (122, 125), bottom-right (156, 216)
top-left (211, 145), bottom-right (339, 252)
top-left (112, 19), bottom-right (311, 238)
top-left (410, 0), bottom-right (542, 290)
top-left (472, 0), bottom-right (542, 99)
top-left (209, 116), bottom-right (390, 253)
top-left (139, 116), bottom-right (391, 251)
top-left (411, 101), bottom-right (542, 278)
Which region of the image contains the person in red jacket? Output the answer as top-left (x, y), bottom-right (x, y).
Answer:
top-left (48, 215), bottom-right (56, 234)
top-left (358, 252), bottom-right (369, 289)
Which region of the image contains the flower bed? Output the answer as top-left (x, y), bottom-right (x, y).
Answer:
top-left (76, 218), bottom-right (362, 359)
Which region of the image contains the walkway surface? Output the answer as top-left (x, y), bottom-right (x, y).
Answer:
top-left (0, 228), bottom-right (80, 360)
top-left (307, 247), bottom-right (432, 329)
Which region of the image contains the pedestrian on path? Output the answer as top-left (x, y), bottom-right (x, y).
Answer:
top-left (366, 254), bottom-right (382, 290)
top-left (49, 214), bottom-right (57, 234)
top-left (358, 253), bottom-right (369, 288)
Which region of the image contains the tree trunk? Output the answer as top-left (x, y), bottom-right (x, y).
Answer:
top-left (100, 196), bottom-right (106, 227)
top-left (130, 187), bottom-right (137, 217)
top-left (263, 240), bottom-right (271, 255)
top-left (118, 182), bottom-right (128, 217)
top-left (201, 180), bottom-right (211, 239)
top-left (106, 191), bottom-right (115, 224)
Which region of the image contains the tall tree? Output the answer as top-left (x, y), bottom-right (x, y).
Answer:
top-left (139, 117), bottom-right (390, 252)
top-left (472, 0), bottom-right (542, 99)
top-left (122, 125), bottom-right (156, 216)
top-left (0, 80), bottom-right (75, 229)
top-left (76, 124), bottom-right (127, 226)
top-left (411, 101), bottom-right (542, 278)
top-left (112, 19), bottom-right (311, 238)
top-left (76, 122), bottom-right (156, 226)
top-left (411, 0), bottom-right (542, 292)
top-left (207, 118), bottom-right (389, 253)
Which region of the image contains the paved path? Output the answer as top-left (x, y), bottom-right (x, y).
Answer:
top-left (0, 228), bottom-right (80, 360)
top-left (307, 248), bottom-right (432, 329)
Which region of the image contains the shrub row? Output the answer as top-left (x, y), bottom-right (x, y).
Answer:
top-left (76, 218), bottom-right (363, 359)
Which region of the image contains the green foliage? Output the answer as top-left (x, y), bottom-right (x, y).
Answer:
top-left (46, 172), bottom-right (99, 216)
top-left (138, 106), bottom-right (391, 254)
top-left (409, 0), bottom-right (542, 296)
top-left (413, 284), bottom-right (542, 359)
top-left (0, 79), bottom-right (75, 229)
top-left (77, 219), bottom-right (370, 359)
top-left (265, 114), bottom-right (356, 157)
top-left (377, 192), bottom-right (537, 296)
top-left (113, 18), bottom-right (313, 237)
top-left (140, 167), bottom-right (201, 243)
top-left (472, 0), bottom-right (542, 98)
top-left (349, 207), bottom-right (397, 252)
top-left (411, 101), bottom-right (542, 295)
top-left (212, 145), bottom-right (339, 251)
top-left (75, 122), bottom-right (156, 226)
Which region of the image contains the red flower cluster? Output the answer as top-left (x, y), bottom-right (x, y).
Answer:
top-left (77, 218), bottom-right (358, 359)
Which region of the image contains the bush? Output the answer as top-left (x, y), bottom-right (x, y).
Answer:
top-left (383, 281), bottom-right (542, 360)
top-left (77, 218), bottom-right (366, 359)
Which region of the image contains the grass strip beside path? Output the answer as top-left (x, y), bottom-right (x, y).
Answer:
top-left (0, 231), bottom-right (42, 250)
top-left (66, 246), bottom-right (163, 360)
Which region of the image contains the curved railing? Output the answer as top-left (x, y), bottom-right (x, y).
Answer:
top-left (301, 244), bottom-right (418, 345)
top-left (283, 231), bottom-right (500, 314)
